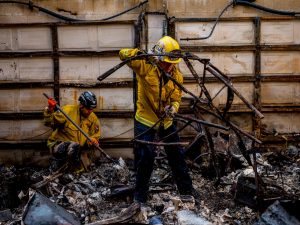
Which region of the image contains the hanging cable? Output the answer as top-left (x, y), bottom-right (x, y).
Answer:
top-left (180, 1), bottom-right (234, 41)
top-left (233, 0), bottom-right (300, 16)
top-left (0, 0), bottom-right (149, 22)
top-left (180, 0), bottom-right (300, 41)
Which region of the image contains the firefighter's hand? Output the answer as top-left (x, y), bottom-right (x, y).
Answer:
top-left (47, 98), bottom-right (57, 111)
top-left (88, 138), bottom-right (99, 147)
top-left (164, 105), bottom-right (176, 117)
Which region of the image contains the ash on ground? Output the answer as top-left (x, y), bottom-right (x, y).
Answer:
top-left (0, 144), bottom-right (299, 225)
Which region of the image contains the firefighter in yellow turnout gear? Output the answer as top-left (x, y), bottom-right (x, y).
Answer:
top-left (44, 91), bottom-right (101, 171)
top-left (120, 36), bottom-right (194, 203)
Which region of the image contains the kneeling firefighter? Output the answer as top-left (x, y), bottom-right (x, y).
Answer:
top-left (43, 91), bottom-right (101, 171)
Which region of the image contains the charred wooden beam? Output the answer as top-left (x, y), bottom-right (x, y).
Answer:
top-left (0, 82), bottom-right (53, 89)
top-left (0, 110), bottom-right (134, 120)
top-left (261, 135), bottom-right (300, 143)
top-left (261, 75), bottom-right (300, 82)
top-left (172, 16), bottom-right (300, 22)
top-left (184, 76), bottom-right (256, 83)
top-left (60, 80), bottom-right (133, 88)
top-left (134, 139), bottom-right (189, 146)
top-left (0, 21), bottom-right (135, 27)
top-left (181, 44), bottom-right (300, 52)
top-left (0, 140), bottom-right (133, 150)
top-left (0, 81), bottom-right (133, 89)
top-left (0, 50), bottom-right (119, 58)
top-left (51, 25), bottom-right (60, 103)
top-left (253, 17), bottom-right (262, 140)
top-left (181, 45), bottom-right (256, 52)
top-left (260, 105), bottom-right (300, 112)
top-left (0, 141), bottom-right (48, 150)
top-left (181, 104), bottom-right (300, 113)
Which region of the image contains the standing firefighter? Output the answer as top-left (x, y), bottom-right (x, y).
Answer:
top-left (43, 91), bottom-right (101, 171)
top-left (119, 36), bottom-right (194, 203)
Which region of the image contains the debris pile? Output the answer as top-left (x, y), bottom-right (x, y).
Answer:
top-left (0, 144), bottom-right (299, 225)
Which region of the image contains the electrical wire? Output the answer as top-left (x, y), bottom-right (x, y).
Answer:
top-left (0, 0), bottom-right (149, 22)
top-left (180, 0), bottom-right (300, 41)
top-left (180, 1), bottom-right (234, 41)
top-left (233, 0), bottom-right (300, 16)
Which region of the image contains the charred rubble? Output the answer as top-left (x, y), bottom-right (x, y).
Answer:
top-left (0, 141), bottom-right (299, 225)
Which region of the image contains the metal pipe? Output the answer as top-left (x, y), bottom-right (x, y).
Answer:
top-left (175, 114), bottom-right (229, 131)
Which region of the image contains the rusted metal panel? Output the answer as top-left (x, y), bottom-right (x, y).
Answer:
top-left (179, 52), bottom-right (254, 77)
top-left (261, 21), bottom-right (300, 44)
top-left (99, 88), bottom-right (134, 110)
top-left (101, 147), bottom-right (134, 159)
top-left (60, 87), bottom-right (133, 110)
top-left (0, 58), bottom-right (53, 81)
top-left (0, 59), bottom-right (17, 81)
top-left (0, 89), bottom-right (53, 112)
top-left (0, 27), bottom-right (52, 51)
top-left (176, 21), bottom-right (254, 46)
top-left (58, 26), bottom-right (97, 50)
top-left (204, 82), bottom-right (254, 106)
top-left (0, 120), bottom-right (50, 141)
top-left (0, 28), bottom-right (13, 50)
top-left (262, 113), bottom-right (300, 133)
top-left (58, 24), bottom-right (134, 50)
top-left (0, 121), bottom-right (15, 140)
top-left (0, 149), bottom-right (49, 166)
top-left (261, 52), bottom-right (300, 75)
top-left (101, 118), bottom-right (134, 139)
top-left (0, 117), bottom-right (133, 141)
top-left (229, 113), bottom-right (253, 132)
top-left (17, 27), bottom-right (52, 50)
top-left (261, 82), bottom-right (300, 104)
top-left (59, 56), bottom-right (132, 82)
top-left (98, 24), bottom-right (134, 49)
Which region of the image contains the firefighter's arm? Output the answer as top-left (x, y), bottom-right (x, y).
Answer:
top-left (43, 106), bottom-right (66, 128)
top-left (88, 118), bottom-right (101, 147)
top-left (119, 48), bottom-right (150, 77)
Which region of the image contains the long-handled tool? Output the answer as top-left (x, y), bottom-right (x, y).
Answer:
top-left (43, 93), bottom-right (116, 164)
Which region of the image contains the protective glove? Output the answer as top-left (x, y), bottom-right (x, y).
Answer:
top-left (47, 98), bottom-right (57, 111)
top-left (164, 105), bottom-right (176, 117)
top-left (88, 138), bottom-right (99, 147)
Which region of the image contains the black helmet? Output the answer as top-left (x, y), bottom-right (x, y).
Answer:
top-left (78, 91), bottom-right (97, 109)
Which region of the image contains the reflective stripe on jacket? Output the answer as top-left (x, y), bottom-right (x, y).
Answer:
top-left (119, 48), bottom-right (183, 129)
top-left (43, 105), bottom-right (101, 149)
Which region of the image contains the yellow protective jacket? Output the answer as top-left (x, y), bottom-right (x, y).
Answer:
top-left (119, 48), bottom-right (183, 129)
top-left (43, 105), bottom-right (101, 150)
